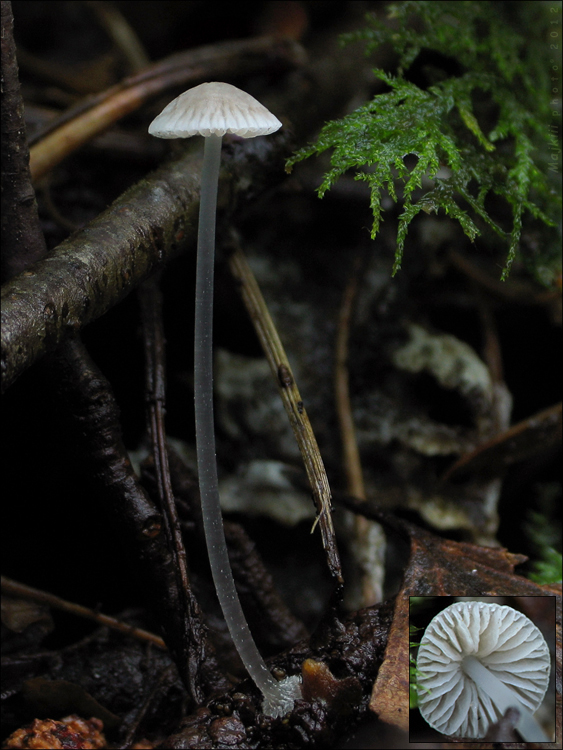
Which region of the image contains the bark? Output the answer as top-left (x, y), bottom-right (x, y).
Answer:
top-left (1, 150), bottom-right (200, 392)
top-left (0, 0), bottom-right (47, 279)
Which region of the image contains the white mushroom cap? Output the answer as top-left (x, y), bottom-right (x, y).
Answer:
top-left (148, 81), bottom-right (282, 139)
top-left (416, 601), bottom-right (551, 739)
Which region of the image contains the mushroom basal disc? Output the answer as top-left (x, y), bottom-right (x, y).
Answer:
top-left (416, 601), bottom-right (551, 739)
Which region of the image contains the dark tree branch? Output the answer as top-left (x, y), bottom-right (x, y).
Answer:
top-left (1, 131), bottom-right (289, 394)
top-left (1, 149), bottom-right (200, 393)
top-left (0, 0), bottom-right (47, 280)
top-left (43, 337), bottom-right (228, 703)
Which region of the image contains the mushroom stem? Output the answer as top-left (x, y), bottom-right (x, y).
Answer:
top-left (193, 134), bottom-right (301, 718)
top-left (462, 655), bottom-right (549, 742)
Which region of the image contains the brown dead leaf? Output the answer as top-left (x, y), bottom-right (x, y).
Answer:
top-left (370, 598), bottom-right (410, 731)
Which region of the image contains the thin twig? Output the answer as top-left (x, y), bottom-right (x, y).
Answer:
top-left (139, 276), bottom-right (191, 600)
top-left (228, 243), bottom-right (343, 588)
top-left (41, 336), bottom-right (221, 702)
top-left (28, 36), bottom-right (302, 181)
top-left (334, 251), bottom-right (366, 501)
top-left (334, 250), bottom-right (384, 605)
top-left (86, 0), bottom-right (151, 73)
top-left (29, 68), bottom-right (190, 182)
top-left (1, 576), bottom-right (166, 649)
top-left (138, 275), bottom-right (214, 705)
top-left (442, 402), bottom-right (563, 482)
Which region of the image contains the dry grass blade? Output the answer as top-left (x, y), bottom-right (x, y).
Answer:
top-left (228, 244), bottom-right (343, 587)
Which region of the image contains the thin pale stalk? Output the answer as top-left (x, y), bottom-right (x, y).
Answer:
top-left (193, 134), bottom-right (287, 712)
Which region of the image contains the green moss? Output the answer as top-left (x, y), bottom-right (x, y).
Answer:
top-left (287, 1), bottom-right (561, 280)
top-left (409, 616), bottom-right (431, 709)
top-left (525, 489), bottom-right (562, 584)
top-left (528, 547), bottom-right (563, 585)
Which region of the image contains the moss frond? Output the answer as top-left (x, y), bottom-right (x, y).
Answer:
top-left (287, 1), bottom-right (561, 279)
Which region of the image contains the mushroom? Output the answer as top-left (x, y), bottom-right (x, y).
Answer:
top-left (416, 601), bottom-right (551, 740)
top-left (148, 84), bottom-right (299, 718)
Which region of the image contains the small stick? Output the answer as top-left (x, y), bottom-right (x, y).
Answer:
top-left (29, 37), bottom-right (302, 181)
top-left (1, 576), bottom-right (166, 649)
top-left (139, 275), bottom-right (212, 703)
top-left (335, 252), bottom-right (366, 502)
top-left (334, 251), bottom-right (383, 604)
top-left (228, 244), bottom-right (343, 588)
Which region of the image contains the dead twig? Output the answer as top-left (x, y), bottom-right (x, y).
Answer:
top-left (139, 275), bottom-right (221, 704)
top-left (227, 242), bottom-right (343, 590)
top-left (28, 36), bottom-right (302, 182)
top-left (1, 148), bottom-right (200, 393)
top-left (334, 251), bottom-right (366, 502)
top-left (334, 250), bottom-right (385, 606)
top-left (1, 576), bottom-right (166, 650)
top-left (442, 402), bottom-right (563, 482)
top-left (334, 255), bottom-right (366, 506)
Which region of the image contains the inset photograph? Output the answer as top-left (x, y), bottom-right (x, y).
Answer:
top-left (409, 596), bottom-right (555, 743)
